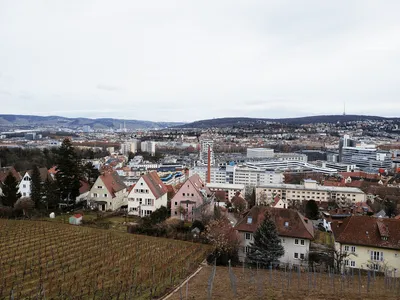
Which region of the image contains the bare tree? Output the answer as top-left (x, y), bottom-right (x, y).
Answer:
top-left (14, 197), bottom-right (35, 218)
top-left (332, 248), bottom-right (357, 273)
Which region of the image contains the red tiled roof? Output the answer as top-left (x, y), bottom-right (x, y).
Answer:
top-left (339, 172), bottom-right (380, 180)
top-left (332, 216), bottom-right (400, 250)
top-left (187, 174), bottom-right (211, 195)
top-left (234, 206), bottom-right (314, 240)
top-left (142, 171), bottom-right (168, 199)
top-left (48, 166), bottom-right (58, 175)
top-left (79, 180), bottom-right (90, 195)
top-left (272, 196), bottom-right (281, 207)
top-left (127, 184), bottom-right (136, 194)
top-left (73, 214), bottom-right (82, 218)
top-left (100, 171), bottom-right (127, 198)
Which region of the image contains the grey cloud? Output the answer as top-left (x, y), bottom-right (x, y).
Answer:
top-left (0, 0), bottom-right (400, 121)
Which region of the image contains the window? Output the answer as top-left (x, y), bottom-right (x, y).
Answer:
top-left (295, 239), bottom-right (299, 245)
top-left (97, 186), bottom-right (102, 189)
top-left (23, 192), bottom-right (26, 196)
top-left (351, 246), bottom-right (356, 253)
top-left (247, 217), bottom-right (252, 224)
top-left (245, 233), bottom-right (252, 240)
top-left (104, 194), bottom-right (107, 197)
top-left (22, 184), bottom-right (26, 188)
top-left (191, 193), bottom-right (194, 197)
top-left (174, 211), bottom-right (177, 215)
top-left (284, 221), bottom-right (289, 227)
top-left (139, 198), bottom-right (142, 205)
top-left (300, 253), bottom-right (305, 260)
top-left (344, 260), bottom-right (349, 266)
top-left (300, 240), bottom-right (305, 246)
top-left (183, 193), bottom-right (185, 196)
top-left (93, 193), bottom-right (98, 197)
top-left (344, 246), bottom-right (349, 252)
top-left (350, 261), bottom-right (356, 267)
top-left (140, 182), bottom-right (143, 185)
top-left (245, 246), bottom-right (251, 254)
top-left (371, 251), bottom-right (383, 262)
top-left (146, 199), bottom-right (152, 206)
top-left (294, 253), bottom-right (299, 259)
top-left (174, 202), bottom-right (177, 206)
top-left (373, 264), bottom-right (380, 271)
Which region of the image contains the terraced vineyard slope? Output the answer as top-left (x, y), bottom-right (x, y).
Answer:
top-left (0, 220), bottom-right (211, 299)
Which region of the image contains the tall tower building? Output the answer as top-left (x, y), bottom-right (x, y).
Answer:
top-left (200, 140), bottom-right (214, 166)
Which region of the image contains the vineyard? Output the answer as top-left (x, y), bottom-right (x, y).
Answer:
top-left (169, 264), bottom-right (400, 300)
top-left (0, 219), bottom-right (211, 299)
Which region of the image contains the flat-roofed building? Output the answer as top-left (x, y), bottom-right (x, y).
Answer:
top-left (256, 179), bottom-right (366, 206)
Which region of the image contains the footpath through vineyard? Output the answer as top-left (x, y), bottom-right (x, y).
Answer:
top-left (0, 219), bottom-right (211, 299)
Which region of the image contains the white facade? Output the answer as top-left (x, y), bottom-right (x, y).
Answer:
top-left (89, 177), bottom-right (127, 211)
top-left (246, 148), bottom-right (274, 159)
top-left (256, 179), bottom-right (366, 205)
top-left (18, 172), bottom-right (32, 198)
top-left (140, 141), bottom-right (156, 156)
top-left (199, 140), bottom-right (214, 166)
top-left (239, 232), bottom-right (310, 266)
top-left (206, 183), bottom-right (245, 201)
top-left (127, 176), bottom-right (167, 217)
top-left (189, 165), bottom-right (284, 187)
top-left (120, 141), bottom-right (138, 155)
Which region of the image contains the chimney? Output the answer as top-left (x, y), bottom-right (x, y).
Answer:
top-left (206, 145), bottom-right (211, 184)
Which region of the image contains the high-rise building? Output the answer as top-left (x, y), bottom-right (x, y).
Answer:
top-left (339, 135), bottom-right (356, 162)
top-left (141, 141), bottom-right (156, 156)
top-left (200, 140), bottom-right (214, 166)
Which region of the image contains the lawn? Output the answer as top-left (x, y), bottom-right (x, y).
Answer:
top-left (0, 219), bottom-right (211, 299)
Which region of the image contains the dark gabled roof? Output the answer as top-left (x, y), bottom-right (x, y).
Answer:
top-left (25, 167), bottom-right (52, 182)
top-left (331, 216), bottom-right (400, 250)
top-left (0, 167), bottom-right (22, 183)
top-left (142, 172), bottom-right (168, 199)
top-left (234, 206), bottom-right (314, 240)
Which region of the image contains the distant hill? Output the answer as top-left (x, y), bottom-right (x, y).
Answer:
top-left (177, 115), bottom-right (400, 128)
top-left (0, 114), bottom-right (184, 130)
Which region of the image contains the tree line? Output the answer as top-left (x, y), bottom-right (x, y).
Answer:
top-left (0, 139), bottom-right (100, 217)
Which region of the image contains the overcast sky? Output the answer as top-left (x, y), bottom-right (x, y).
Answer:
top-left (1, 1), bottom-right (400, 122)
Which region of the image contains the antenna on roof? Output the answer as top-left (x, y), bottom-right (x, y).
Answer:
top-left (343, 102), bottom-right (346, 116)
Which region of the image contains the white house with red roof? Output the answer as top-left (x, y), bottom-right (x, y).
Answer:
top-left (170, 174), bottom-right (214, 221)
top-left (127, 171), bottom-right (168, 217)
top-left (89, 171), bottom-right (127, 211)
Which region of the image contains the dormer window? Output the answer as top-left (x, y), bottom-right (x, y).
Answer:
top-left (284, 221), bottom-right (289, 227)
top-left (247, 217), bottom-right (252, 224)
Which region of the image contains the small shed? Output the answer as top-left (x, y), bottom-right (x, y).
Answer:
top-left (69, 214), bottom-right (83, 225)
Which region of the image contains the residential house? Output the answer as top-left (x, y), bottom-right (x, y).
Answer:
top-left (331, 216), bottom-right (400, 276)
top-left (127, 172), bottom-right (168, 217)
top-left (170, 174), bottom-right (213, 221)
top-left (0, 167), bottom-right (22, 195)
top-left (76, 181), bottom-right (91, 203)
top-left (89, 171), bottom-right (127, 211)
top-left (234, 206), bottom-right (314, 266)
top-left (18, 167), bottom-right (52, 198)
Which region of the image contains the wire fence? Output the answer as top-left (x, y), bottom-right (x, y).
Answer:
top-left (176, 261), bottom-right (400, 299)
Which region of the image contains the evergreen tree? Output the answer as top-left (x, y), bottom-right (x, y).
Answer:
top-left (43, 177), bottom-right (60, 210)
top-left (247, 211), bottom-right (284, 266)
top-left (82, 162), bottom-right (100, 186)
top-left (30, 165), bottom-right (43, 209)
top-left (55, 139), bottom-right (82, 206)
top-left (305, 200), bottom-right (319, 220)
top-left (0, 173), bottom-right (21, 207)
